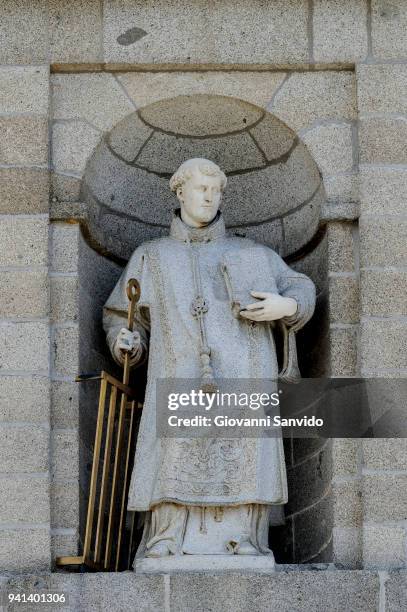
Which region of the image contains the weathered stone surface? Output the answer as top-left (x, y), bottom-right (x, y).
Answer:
top-left (281, 185), bottom-right (323, 256)
top-left (50, 200), bottom-right (87, 224)
top-left (51, 173), bottom-right (82, 202)
top-left (386, 570), bottom-right (407, 612)
top-left (0, 1), bottom-right (48, 63)
top-left (372, 0), bottom-right (407, 59)
top-left (0, 322), bottom-right (49, 372)
top-left (51, 430), bottom-right (79, 481)
top-left (302, 124), bottom-right (353, 175)
top-left (322, 201), bottom-right (359, 222)
top-left (0, 572), bottom-right (385, 612)
top-left (357, 64), bottom-right (407, 114)
top-left (361, 270), bottom-right (407, 317)
top-left (0, 270), bottom-right (48, 319)
top-left (104, 0), bottom-right (309, 65)
top-left (293, 493), bottom-right (333, 563)
top-left (286, 444), bottom-right (332, 516)
top-left (290, 231), bottom-right (328, 294)
top-left (138, 130), bottom-right (266, 174)
top-left (52, 121), bottom-right (101, 175)
top-left (49, 0), bottom-right (103, 63)
top-left (139, 95), bottom-right (263, 137)
top-left (333, 481), bottom-right (362, 527)
top-left (359, 118), bottom-right (407, 164)
top-left (226, 160), bottom-right (297, 224)
top-left (360, 217), bottom-right (407, 267)
top-left (329, 276), bottom-right (359, 323)
top-left (291, 438), bottom-right (327, 466)
top-left (324, 174), bottom-right (358, 204)
top-left (312, 541), bottom-right (336, 564)
top-left (227, 144), bottom-right (321, 226)
top-left (0, 376), bottom-right (49, 423)
top-left (0, 216), bottom-right (48, 267)
top-left (327, 222), bottom-right (355, 273)
top-left (270, 72), bottom-right (356, 132)
top-left (330, 327), bottom-right (357, 376)
top-left (52, 325), bottom-right (79, 376)
top-left (108, 112), bottom-right (153, 162)
top-left (313, 0), bottom-right (368, 62)
top-left (0, 528), bottom-right (50, 572)
top-left (50, 276), bottom-right (79, 322)
top-left (51, 381), bottom-right (79, 429)
top-left (2, 575), bottom-right (58, 611)
top-left (50, 224), bottom-right (80, 273)
top-left (363, 438), bottom-right (407, 470)
top-left (172, 570), bottom-right (379, 611)
top-left (138, 554), bottom-right (280, 575)
top-left (333, 439), bottom-right (359, 477)
top-left (51, 532), bottom-right (78, 559)
top-left (238, 220), bottom-right (283, 253)
top-left (118, 71), bottom-right (287, 110)
top-left (51, 481), bottom-right (79, 529)
top-left (52, 74), bottom-right (134, 132)
top-left (360, 167), bottom-right (407, 215)
top-left (362, 380), bottom-right (407, 433)
top-left (66, 573), bottom-right (164, 611)
top-left (250, 113), bottom-right (296, 161)
top-left (363, 474), bottom-right (407, 521)
top-left (0, 116), bottom-right (47, 165)
top-left (93, 211), bottom-right (169, 261)
top-left (0, 168), bottom-right (49, 214)
top-left (0, 66), bottom-right (48, 114)
top-left (361, 320), bottom-right (407, 371)
top-left (0, 476), bottom-right (49, 523)
top-left (0, 425), bottom-right (48, 472)
top-left (333, 527), bottom-right (362, 568)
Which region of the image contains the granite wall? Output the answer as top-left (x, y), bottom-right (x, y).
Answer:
top-left (0, 0), bottom-right (406, 582)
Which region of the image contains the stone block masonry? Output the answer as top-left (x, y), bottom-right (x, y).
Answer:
top-left (49, 1), bottom-right (103, 65)
top-left (103, 0), bottom-right (310, 66)
top-left (357, 59), bottom-right (407, 572)
top-left (0, 61), bottom-right (51, 572)
top-left (313, 0), bottom-right (368, 63)
top-left (0, 0), bottom-right (405, 590)
top-left (49, 223), bottom-right (81, 560)
top-left (0, 571), bottom-right (385, 611)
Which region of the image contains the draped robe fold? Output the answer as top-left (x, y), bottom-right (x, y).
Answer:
top-left (103, 212), bottom-right (316, 517)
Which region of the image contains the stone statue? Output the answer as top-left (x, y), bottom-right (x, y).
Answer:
top-left (103, 158), bottom-right (315, 566)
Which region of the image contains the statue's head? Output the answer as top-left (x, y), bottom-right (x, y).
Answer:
top-left (169, 158), bottom-right (227, 228)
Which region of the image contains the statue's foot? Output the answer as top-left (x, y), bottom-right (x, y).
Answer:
top-left (235, 540), bottom-right (261, 555)
top-left (226, 538), bottom-right (260, 555)
top-left (145, 541), bottom-right (172, 558)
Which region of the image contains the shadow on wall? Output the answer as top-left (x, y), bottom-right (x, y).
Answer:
top-left (80, 94), bottom-right (324, 263)
top-left (77, 94), bottom-right (332, 565)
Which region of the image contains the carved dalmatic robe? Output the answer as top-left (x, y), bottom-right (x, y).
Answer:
top-left (103, 211), bottom-right (315, 556)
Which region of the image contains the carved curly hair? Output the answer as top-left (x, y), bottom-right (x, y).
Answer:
top-left (169, 158), bottom-right (227, 193)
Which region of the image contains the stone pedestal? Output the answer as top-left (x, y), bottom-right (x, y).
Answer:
top-left (135, 555), bottom-right (276, 574)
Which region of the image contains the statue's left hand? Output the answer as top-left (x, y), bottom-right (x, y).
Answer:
top-left (240, 291), bottom-right (297, 322)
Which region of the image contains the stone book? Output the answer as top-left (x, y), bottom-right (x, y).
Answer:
top-left (221, 247), bottom-right (278, 318)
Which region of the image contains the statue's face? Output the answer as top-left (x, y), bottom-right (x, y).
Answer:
top-left (177, 169), bottom-right (222, 227)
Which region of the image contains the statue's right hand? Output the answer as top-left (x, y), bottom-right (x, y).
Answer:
top-left (115, 328), bottom-right (142, 355)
